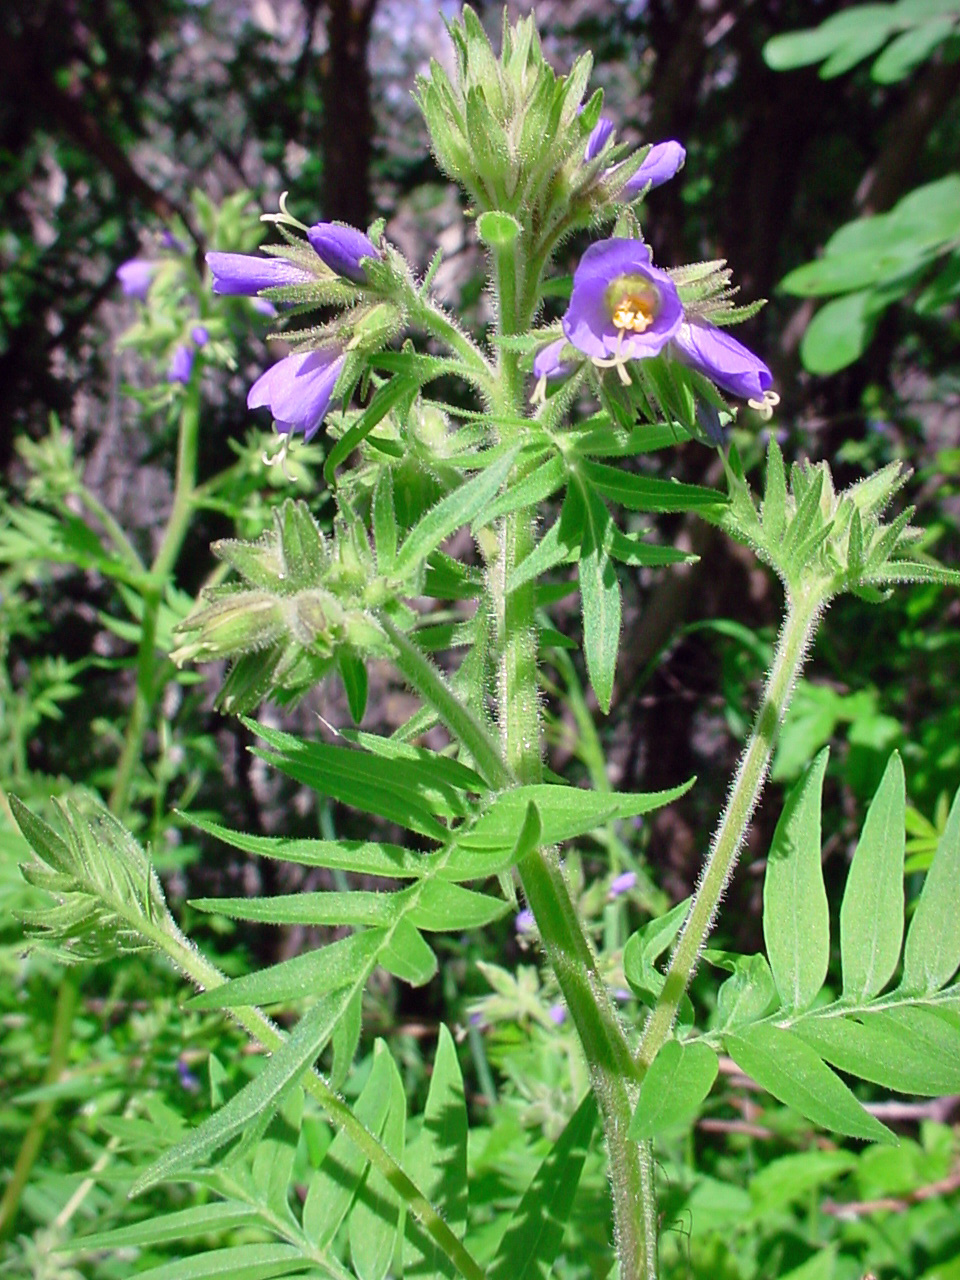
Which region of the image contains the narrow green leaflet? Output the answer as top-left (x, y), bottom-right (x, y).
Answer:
top-left (629, 1040), bottom-right (718, 1140)
top-left (121, 1243), bottom-right (314, 1280)
top-left (901, 783), bottom-right (960, 994)
top-left (377, 917), bottom-right (438, 986)
top-left (74, 1203), bottom-right (260, 1250)
top-left (186, 815), bottom-right (428, 879)
top-left (459, 777), bottom-right (695, 851)
top-left (189, 891), bottom-right (404, 929)
top-left (404, 1025), bottom-right (468, 1277)
top-left (577, 481), bottom-right (621, 713)
top-left (349, 1044), bottom-right (406, 1280)
top-left (472, 452), bottom-right (565, 528)
top-left (408, 880), bottom-right (509, 931)
top-left (725, 1024), bottom-right (895, 1144)
top-left (393, 448), bottom-right (518, 576)
top-left (580, 459), bottom-right (725, 513)
top-left (187, 931), bottom-right (384, 1010)
top-left (252, 720), bottom-right (475, 819)
top-left (324, 375), bottom-right (420, 483)
top-left (338, 650), bottom-right (369, 724)
top-left (793, 1005), bottom-right (960, 1097)
top-left (132, 994), bottom-right (363, 1194)
top-left (506, 498), bottom-right (582, 594)
top-left (488, 1093), bottom-right (598, 1280)
top-left (303, 1042), bottom-right (396, 1249)
top-left (840, 751), bottom-right (905, 1001)
top-left (763, 749), bottom-right (830, 1011)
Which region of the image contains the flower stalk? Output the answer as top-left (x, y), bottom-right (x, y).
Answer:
top-left (637, 585), bottom-right (824, 1073)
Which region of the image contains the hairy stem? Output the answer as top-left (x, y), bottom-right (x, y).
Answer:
top-left (637, 587), bottom-right (823, 1073)
top-left (486, 239), bottom-right (655, 1277)
top-left (109, 377), bottom-right (201, 816)
top-left (382, 615), bottom-right (510, 790)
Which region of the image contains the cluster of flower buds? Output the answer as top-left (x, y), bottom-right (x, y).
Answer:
top-left (206, 218), bottom-right (406, 452)
top-left (172, 499), bottom-right (404, 714)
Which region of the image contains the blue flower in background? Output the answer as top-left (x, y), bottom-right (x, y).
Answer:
top-left (247, 347), bottom-right (345, 440)
top-left (117, 259), bottom-right (157, 299)
top-left (167, 344), bottom-right (194, 384)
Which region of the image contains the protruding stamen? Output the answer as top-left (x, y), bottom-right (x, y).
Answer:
top-left (747, 389), bottom-right (780, 422)
top-left (261, 191), bottom-right (310, 233)
top-left (262, 433), bottom-right (296, 482)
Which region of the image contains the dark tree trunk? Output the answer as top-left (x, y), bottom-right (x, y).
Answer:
top-left (318, 0), bottom-right (379, 227)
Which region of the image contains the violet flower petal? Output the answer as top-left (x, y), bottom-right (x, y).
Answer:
top-left (533, 338), bottom-right (574, 382)
top-left (306, 223), bottom-right (381, 284)
top-left (191, 324), bottom-right (209, 347)
top-left (608, 870), bottom-right (638, 898)
top-left (167, 344), bottom-right (194, 384)
top-left (206, 252), bottom-right (314, 296)
top-left (562, 238), bottom-right (682, 361)
top-left (117, 259), bottom-right (157, 299)
top-left (247, 348), bottom-right (345, 441)
top-left (585, 115), bottom-right (616, 161)
top-left (622, 140), bottom-right (686, 196)
top-left (672, 321), bottom-right (772, 401)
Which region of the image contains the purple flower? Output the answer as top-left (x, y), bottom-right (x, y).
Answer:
top-left (206, 252), bottom-right (315, 296)
top-left (622, 141), bottom-right (686, 197)
top-left (585, 116), bottom-right (616, 161)
top-left (562, 239), bottom-right (683, 365)
top-left (307, 223), bottom-right (381, 284)
top-left (251, 297), bottom-right (278, 318)
top-left (191, 324), bottom-right (210, 347)
top-left (547, 1003), bottom-right (567, 1025)
top-left (533, 338), bottom-right (574, 382)
top-left (608, 870), bottom-right (637, 899)
top-left (515, 908), bottom-right (535, 934)
top-left (117, 259), bottom-right (157, 299)
top-left (247, 347), bottom-right (345, 440)
top-left (177, 1057), bottom-right (200, 1093)
top-left (160, 230), bottom-right (187, 253)
top-left (672, 321), bottom-right (774, 407)
top-left (167, 344), bottom-right (194, 384)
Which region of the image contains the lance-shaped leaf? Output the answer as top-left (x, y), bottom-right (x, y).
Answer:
top-left (840, 751), bottom-right (905, 1001)
top-left (763, 749), bottom-right (830, 1011)
top-left (578, 481), bottom-right (621, 713)
top-left (901, 782), bottom-right (960, 994)
top-left (629, 1040), bottom-right (718, 1140)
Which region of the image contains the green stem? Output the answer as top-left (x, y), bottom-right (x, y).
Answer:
top-left (493, 507), bottom-right (652, 1279)
top-left (109, 378), bottom-right (202, 817)
top-left (406, 291), bottom-right (493, 381)
top-left (381, 616), bottom-right (510, 790)
top-left (637, 587), bottom-right (823, 1073)
top-left (142, 912), bottom-right (486, 1280)
top-left (484, 241), bottom-right (654, 1277)
top-left (0, 975), bottom-right (78, 1241)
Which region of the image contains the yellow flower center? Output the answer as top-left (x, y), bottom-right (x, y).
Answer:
top-left (605, 274), bottom-right (661, 334)
top-left (611, 295), bottom-right (656, 333)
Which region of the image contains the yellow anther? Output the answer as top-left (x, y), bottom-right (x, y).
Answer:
top-left (611, 296), bottom-right (655, 333)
